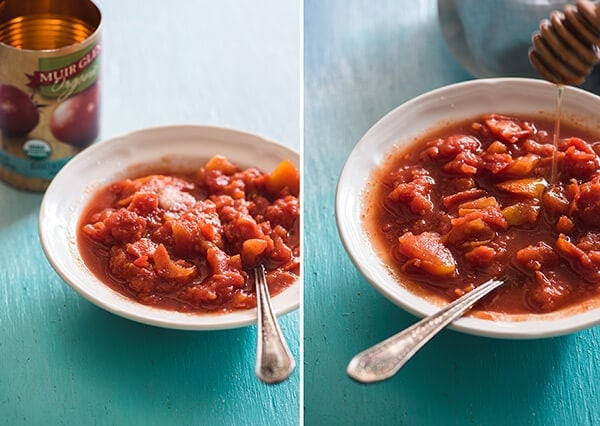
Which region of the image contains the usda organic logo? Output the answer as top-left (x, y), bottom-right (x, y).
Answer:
top-left (23, 139), bottom-right (52, 160)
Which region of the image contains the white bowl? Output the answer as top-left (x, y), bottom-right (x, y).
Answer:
top-left (336, 77), bottom-right (600, 339)
top-left (39, 125), bottom-right (300, 330)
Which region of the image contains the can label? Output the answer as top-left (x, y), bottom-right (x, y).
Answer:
top-left (0, 4), bottom-right (101, 191)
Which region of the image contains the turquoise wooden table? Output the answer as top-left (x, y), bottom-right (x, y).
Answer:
top-left (0, 1), bottom-right (300, 425)
top-left (304, 1), bottom-right (600, 425)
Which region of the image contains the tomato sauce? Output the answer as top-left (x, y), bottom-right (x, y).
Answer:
top-left (365, 114), bottom-right (600, 315)
top-left (78, 155), bottom-right (300, 314)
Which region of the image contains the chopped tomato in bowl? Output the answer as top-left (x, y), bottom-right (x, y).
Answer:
top-left (78, 156), bottom-right (299, 314)
top-left (39, 125), bottom-right (300, 330)
top-left (337, 78), bottom-right (600, 338)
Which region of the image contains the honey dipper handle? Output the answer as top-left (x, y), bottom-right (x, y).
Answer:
top-left (530, 0), bottom-right (600, 85)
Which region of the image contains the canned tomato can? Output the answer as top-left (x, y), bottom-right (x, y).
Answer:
top-left (0, 0), bottom-right (101, 191)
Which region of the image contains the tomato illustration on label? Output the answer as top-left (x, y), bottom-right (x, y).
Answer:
top-left (50, 82), bottom-right (99, 147)
top-left (0, 84), bottom-right (40, 137)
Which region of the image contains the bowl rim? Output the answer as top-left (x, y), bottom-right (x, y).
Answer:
top-left (335, 77), bottom-right (600, 339)
top-left (39, 124), bottom-right (300, 330)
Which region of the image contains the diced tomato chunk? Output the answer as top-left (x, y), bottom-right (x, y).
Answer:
top-left (464, 245), bottom-right (496, 266)
top-left (575, 179), bottom-right (600, 225)
top-left (105, 209), bottom-right (147, 243)
top-left (421, 134), bottom-right (481, 159)
top-left (388, 168), bottom-right (434, 215)
top-left (484, 114), bottom-right (531, 143)
top-left (528, 271), bottom-right (571, 312)
top-left (397, 232), bottom-right (456, 276)
top-left (561, 137), bottom-right (600, 179)
top-left (515, 242), bottom-right (558, 271)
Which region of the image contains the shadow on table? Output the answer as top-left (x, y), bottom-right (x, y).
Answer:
top-left (51, 300), bottom-right (259, 410)
top-left (0, 182), bottom-right (42, 228)
top-left (348, 297), bottom-right (578, 424)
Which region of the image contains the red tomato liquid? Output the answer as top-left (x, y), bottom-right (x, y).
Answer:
top-left (365, 114), bottom-right (600, 315)
top-left (78, 157), bottom-right (300, 314)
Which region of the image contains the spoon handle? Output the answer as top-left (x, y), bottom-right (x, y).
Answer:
top-left (254, 264), bottom-right (296, 384)
top-left (347, 277), bottom-right (505, 384)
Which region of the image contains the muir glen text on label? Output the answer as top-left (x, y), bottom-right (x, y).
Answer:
top-left (27, 44), bottom-right (101, 100)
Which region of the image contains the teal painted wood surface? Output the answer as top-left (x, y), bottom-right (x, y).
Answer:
top-left (304, 1), bottom-right (600, 425)
top-left (0, 1), bottom-right (300, 425)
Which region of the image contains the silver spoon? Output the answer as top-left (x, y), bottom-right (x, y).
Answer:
top-left (347, 277), bottom-right (506, 384)
top-left (254, 264), bottom-right (295, 384)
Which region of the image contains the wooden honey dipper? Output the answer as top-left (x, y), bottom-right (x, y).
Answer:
top-left (529, 0), bottom-right (600, 85)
